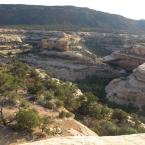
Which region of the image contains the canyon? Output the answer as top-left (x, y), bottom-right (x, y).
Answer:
top-left (1, 28), bottom-right (145, 145)
top-left (1, 4), bottom-right (145, 145)
top-left (1, 29), bottom-right (145, 80)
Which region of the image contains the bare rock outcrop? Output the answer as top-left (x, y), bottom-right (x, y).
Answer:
top-left (0, 30), bottom-right (31, 54)
top-left (39, 32), bottom-right (81, 51)
top-left (20, 134), bottom-right (145, 145)
top-left (106, 63), bottom-right (145, 109)
top-left (2, 28), bottom-right (145, 80)
top-left (103, 45), bottom-right (145, 70)
top-left (19, 51), bottom-right (118, 81)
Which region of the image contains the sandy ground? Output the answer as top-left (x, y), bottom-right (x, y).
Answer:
top-left (0, 105), bottom-right (96, 145)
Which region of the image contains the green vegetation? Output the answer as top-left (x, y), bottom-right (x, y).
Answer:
top-left (0, 5), bottom-right (145, 33)
top-left (59, 111), bottom-right (74, 118)
top-left (15, 109), bottom-right (40, 131)
top-left (75, 76), bottom-right (145, 136)
top-left (0, 60), bottom-right (145, 136)
top-left (0, 60), bottom-right (79, 133)
top-left (77, 75), bottom-right (112, 100)
top-left (75, 92), bottom-right (145, 136)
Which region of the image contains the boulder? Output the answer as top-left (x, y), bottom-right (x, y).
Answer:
top-left (106, 63), bottom-right (145, 109)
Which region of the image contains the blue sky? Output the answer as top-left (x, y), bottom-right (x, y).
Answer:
top-left (0, 0), bottom-right (145, 20)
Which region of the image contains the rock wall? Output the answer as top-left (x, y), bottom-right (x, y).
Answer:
top-left (0, 30), bottom-right (31, 54)
top-left (39, 32), bottom-right (81, 51)
top-left (106, 63), bottom-right (145, 109)
top-left (2, 28), bottom-right (145, 55)
top-left (103, 51), bottom-right (145, 70)
top-left (19, 51), bottom-right (118, 81)
top-left (1, 28), bottom-right (145, 80)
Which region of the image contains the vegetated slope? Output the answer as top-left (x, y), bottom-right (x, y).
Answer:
top-left (0, 4), bottom-right (145, 32)
top-left (0, 59), bottom-right (145, 143)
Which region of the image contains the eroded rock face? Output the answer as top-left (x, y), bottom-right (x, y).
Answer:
top-left (103, 45), bottom-right (145, 70)
top-left (106, 63), bottom-right (145, 109)
top-left (19, 51), bottom-right (118, 81)
top-left (0, 29), bottom-right (31, 54)
top-left (2, 28), bottom-right (145, 55)
top-left (130, 45), bottom-right (145, 56)
top-left (0, 29), bottom-right (121, 81)
top-left (2, 28), bottom-right (145, 80)
top-left (39, 32), bottom-right (81, 51)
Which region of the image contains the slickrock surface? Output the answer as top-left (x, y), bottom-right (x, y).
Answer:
top-left (21, 134), bottom-right (145, 145)
top-left (106, 63), bottom-right (145, 109)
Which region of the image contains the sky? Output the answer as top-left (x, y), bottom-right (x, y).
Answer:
top-left (0, 0), bottom-right (145, 20)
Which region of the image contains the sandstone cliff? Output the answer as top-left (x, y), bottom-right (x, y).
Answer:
top-left (39, 32), bottom-right (81, 51)
top-left (1, 28), bottom-right (145, 80)
top-left (1, 28), bottom-right (145, 56)
top-left (106, 63), bottom-right (145, 109)
top-left (103, 45), bottom-right (145, 70)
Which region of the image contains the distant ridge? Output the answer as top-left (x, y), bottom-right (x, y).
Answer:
top-left (0, 4), bottom-right (145, 32)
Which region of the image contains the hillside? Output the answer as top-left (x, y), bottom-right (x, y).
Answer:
top-left (0, 4), bottom-right (145, 32)
top-left (0, 60), bottom-right (145, 145)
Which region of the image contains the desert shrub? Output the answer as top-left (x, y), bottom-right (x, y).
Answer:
top-left (89, 103), bottom-right (102, 118)
top-left (76, 92), bottom-right (99, 115)
top-left (136, 127), bottom-right (145, 133)
top-left (77, 93), bottom-right (111, 119)
top-left (44, 99), bottom-right (64, 110)
top-left (19, 99), bottom-right (30, 108)
top-left (101, 105), bottom-right (111, 119)
top-left (40, 117), bottom-right (52, 133)
top-left (55, 100), bottom-right (64, 108)
top-left (95, 121), bottom-right (119, 136)
top-left (119, 126), bottom-right (137, 135)
top-left (0, 72), bottom-right (18, 94)
top-left (27, 78), bottom-right (45, 94)
top-left (46, 79), bottom-right (58, 90)
top-left (44, 100), bottom-right (56, 110)
top-left (44, 90), bottom-right (55, 100)
top-left (15, 109), bottom-right (40, 131)
top-left (10, 61), bottom-right (30, 79)
top-left (55, 82), bottom-right (77, 98)
top-left (59, 111), bottom-right (74, 118)
top-left (63, 96), bottom-right (81, 112)
top-left (112, 109), bottom-right (128, 123)
top-left (52, 83), bottom-right (81, 112)
top-left (83, 92), bottom-right (99, 103)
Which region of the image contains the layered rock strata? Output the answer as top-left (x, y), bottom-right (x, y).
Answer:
top-left (103, 45), bottom-right (145, 70)
top-left (2, 28), bottom-right (145, 80)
